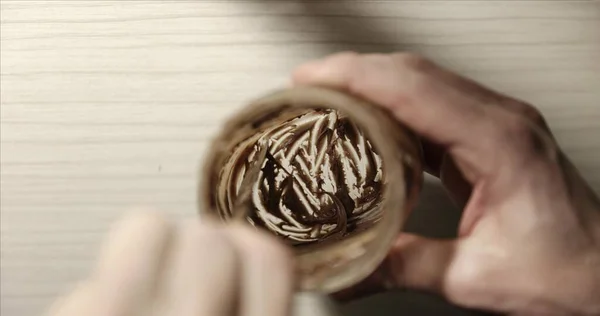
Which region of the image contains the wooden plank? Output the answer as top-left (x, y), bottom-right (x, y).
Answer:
top-left (1, 1), bottom-right (599, 315)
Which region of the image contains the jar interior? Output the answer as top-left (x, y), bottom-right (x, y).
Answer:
top-left (215, 108), bottom-right (387, 251)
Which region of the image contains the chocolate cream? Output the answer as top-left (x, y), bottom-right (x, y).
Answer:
top-left (218, 109), bottom-right (385, 246)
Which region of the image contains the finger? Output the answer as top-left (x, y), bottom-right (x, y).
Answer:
top-left (160, 221), bottom-right (239, 316)
top-left (227, 225), bottom-right (295, 316)
top-left (46, 283), bottom-right (99, 316)
top-left (499, 99), bottom-right (553, 136)
top-left (440, 155), bottom-right (472, 209)
top-left (418, 103), bottom-right (549, 178)
top-left (384, 234), bottom-right (457, 291)
top-left (293, 52), bottom-right (492, 148)
top-left (92, 211), bottom-right (172, 314)
top-left (292, 52), bottom-right (360, 90)
top-left (293, 53), bottom-right (556, 182)
top-left (334, 233), bottom-right (456, 301)
top-left (300, 55), bottom-right (458, 186)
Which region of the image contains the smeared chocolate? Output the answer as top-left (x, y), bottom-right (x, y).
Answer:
top-left (219, 109), bottom-right (385, 246)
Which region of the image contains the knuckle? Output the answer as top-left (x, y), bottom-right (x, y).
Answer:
top-left (500, 112), bottom-right (533, 138)
top-left (445, 248), bottom-right (494, 307)
top-left (494, 112), bottom-right (558, 162)
top-left (107, 211), bottom-right (172, 248)
top-left (181, 221), bottom-right (232, 252)
top-left (389, 53), bottom-right (435, 95)
top-left (252, 235), bottom-right (294, 268)
top-left (117, 211), bottom-right (170, 234)
top-left (227, 225), bottom-right (294, 271)
top-left (446, 269), bottom-right (487, 307)
top-left (506, 100), bottom-right (548, 128)
top-left (249, 239), bottom-right (293, 273)
top-left (523, 106), bottom-right (545, 126)
top-left (328, 51), bottom-right (361, 66)
top-left (390, 53), bottom-right (432, 71)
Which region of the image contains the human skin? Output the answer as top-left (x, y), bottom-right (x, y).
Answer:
top-left (45, 213), bottom-right (295, 316)
top-left (47, 53), bottom-right (600, 316)
top-left (293, 52), bottom-right (600, 316)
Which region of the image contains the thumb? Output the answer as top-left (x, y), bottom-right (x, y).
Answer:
top-left (334, 234), bottom-right (456, 301)
top-left (387, 234), bottom-right (457, 291)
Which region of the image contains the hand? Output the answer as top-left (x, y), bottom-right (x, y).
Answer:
top-left (46, 212), bottom-right (294, 316)
top-left (293, 52), bottom-right (600, 315)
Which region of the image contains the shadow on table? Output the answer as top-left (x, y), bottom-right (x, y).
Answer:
top-left (251, 0), bottom-right (404, 54)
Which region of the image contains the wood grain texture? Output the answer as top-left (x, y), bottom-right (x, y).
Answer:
top-left (1, 1), bottom-right (599, 315)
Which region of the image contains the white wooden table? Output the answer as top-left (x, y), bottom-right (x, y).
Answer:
top-left (1, 1), bottom-right (599, 315)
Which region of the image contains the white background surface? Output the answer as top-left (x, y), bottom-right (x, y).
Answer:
top-left (1, 1), bottom-right (599, 315)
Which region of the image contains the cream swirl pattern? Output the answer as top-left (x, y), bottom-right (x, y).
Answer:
top-left (219, 109), bottom-right (385, 246)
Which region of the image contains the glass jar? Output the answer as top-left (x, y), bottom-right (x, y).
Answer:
top-left (199, 87), bottom-right (422, 293)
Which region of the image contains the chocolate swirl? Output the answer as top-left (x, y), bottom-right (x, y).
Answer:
top-left (219, 109), bottom-right (385, 246)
